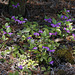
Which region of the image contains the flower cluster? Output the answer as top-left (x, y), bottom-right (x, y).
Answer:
top-left (11, 16), bottom-right (27, 24)
top-left (12, 3), bottom-right (20, 8)
top-left (64, 27), bottom-right (70, 33)
top-left (49, 32), bottom-right (57, 36)
top-left (44, 18), bottom-right (52, 23)
top-left (51, 23), bottom-right (61, 27)
top-left (42, 46), bottom-right (55, 53)
top-left (3, 25), bottom-right (13, 36)
top-left (61, 15), bottom-right (68, 19)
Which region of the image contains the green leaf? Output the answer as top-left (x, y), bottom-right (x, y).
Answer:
top-left (39, 44), bottom-right (43, 48)
top-left (40, 57), bottom-right (43, 62)
top-left (9, 72), bottom-right (14, 75)
top-left (52, 18), bottom-right (57, 24)
top-left (19, 17), bottom-right (24, 21)
top-left (14, 71), bottom-right (19, 75)
top-left (41, 31), bottom-right (46, 37)
top-left (6, 27), bottom-right (11, 33)
top-left (5, 18), bottom-right (10, 21)
top-left (22, 28), bottom-right (31, 33)
top-left (41, 67), bottom-right (46, 71)
top-left (2, 35), bottom-right (6, 40)
top-left (5, 23), bottom-right (9, 26)
top-left (48, 57), bottom-right (52, 62)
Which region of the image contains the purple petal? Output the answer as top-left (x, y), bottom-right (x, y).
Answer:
top-left (3, 31), bottom-right (7, 34)
top-left (33, 47), bottom-right (37, 50)
top-left (64, 27), bottom-right (66, 31)
top-left (39, 30), bottom-right (43, 33)
top-left (8, 33), bottom-right (13, 35)
top-left (6, 26), bottom-right (10, 28)
top-left (49, 61), bottom-right (54, 64)
top-left (27, 37), bottom-right (31, 39)
top-left (66, 30), bottom-right (70, 33)
top-left (49, 49), bottom-right (55, 52)
top-left (66, 10), bottom-right (70, 12)
top-left (18, 65), bottom-right (23, 69)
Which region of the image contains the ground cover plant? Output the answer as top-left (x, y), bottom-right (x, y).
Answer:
top-left (0, 3), bottom-right (75, 75)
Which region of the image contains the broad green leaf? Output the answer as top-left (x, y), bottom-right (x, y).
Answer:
top-left (52, 18), bottom-right (57, 24)
top-left (48, 57), bottom-right (52, 62)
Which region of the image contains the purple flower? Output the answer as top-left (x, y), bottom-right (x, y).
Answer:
top-left (72, 34), bottom-right (75, 40)
top-left (3, 31), bottom-right (7, 34)
top-left (49, 61), bottom-right (54, 65)
top-left (33, 47), bottom-right (37, 50)
top-left (57, 23), bottom-right (61, 25)
top-left (66, 30), bottom-right (70, 33)
top-left (61, 15), bottom-right (64, 18)
top-left (11, 16), bottom-right (15, 20)
top-left (49, 33), bottom-right (53, 36)
top-left (6, 26), bottom-right (10, 28)
top-left (18, 65), bottom-right (23, 69)
top-left (34, 33), bottom-right (39, 36)
top-left (8, 33), bottom-right (13, 35)
top-left (64, 16), bottom-right (68, 19)
top-left (66, 10), bottom-right (70, 13)
top-left (51, 24), bottom-right (55, 27)
top-left (66, 19), bottom-right (71, 22)
top-left (16, 3), bottom-right (20, 6)
top-left (44, 18), bottom-right (52, 23)
top-left (27, 37), bottom-right (31, 39)
top-left (42, 46), bottom-right (49, 50)
top-left (64, 27), bottom-right (66, 31)
top-left (12, 3), bottom-right (20, 8)
top-left (39, 30), bottom-right (43, 33)
top-left (49, 49), bottom-right (55, 52)
top-left (54, 32), bottom-right (57, 35)
top-left (22, 21), bottom-right (26, 24)
top-left (24, 18), bottom-right (27, 21)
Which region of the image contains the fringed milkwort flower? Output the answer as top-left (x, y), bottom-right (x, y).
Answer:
top-left (66, 19), bottom-right (71, 22)
top-left (64, 27), bottom-right (66, 31)
top-left (47, 49), bottom-right (55, 53)
top-left (49, 32), bottom-right (57, 36)
top-left (3, 31), bottom-right (7, 34)
top-left (61, 15), bottom-right (64, 18)
top-left (11, 16), bottom-right (16, 20)
top-left (51, 23), bottom-right (61, 28)
top-left (39, 30), bottom-right (43, 33)
top-left (18, 65), bottom-right (23, 69)
top-left (64, 16), bottom-right (68, 19)
top-left (72, 34), bottom-right (75, 40)
top-left (44, 18), bottom-right (52, 23)
top-left (49, 33), bottom-right (53, 36)
top-left (33, 47), bottom-right (37, 50)
top-left (24, 18), bottom-right (27, 21)
top-left (66, 30), bottom-right (70, 33)
top-left (49, 61), bottom-right (54, 65)
top-left (34, 33), bottom-right (39, 36)
top-left (12, 3), bottom-right (20, 8)
top-left (42, 46), bottom-right (49, 50)
top-left (66, 10), bottom-right (70, 12)
top-left (8, 33), bottom-right (13, 36)
top-left (27, 37), bottom-right (31, 39)
top-left (6, 26), bottom-right (10, 28)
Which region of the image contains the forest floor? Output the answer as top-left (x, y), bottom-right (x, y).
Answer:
top-left (0, 1), bottom-right (75, 75)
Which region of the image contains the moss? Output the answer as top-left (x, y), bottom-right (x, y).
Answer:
top-left (55, 48), bottom-right (75, 64)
